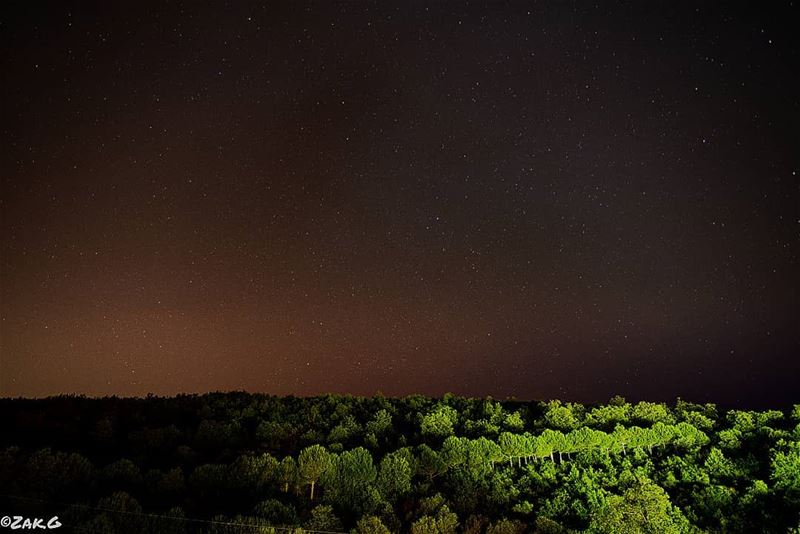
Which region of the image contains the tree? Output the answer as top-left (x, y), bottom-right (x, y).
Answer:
top-left (771, 441), bottom-right (800, 499)
top-left (298, 444), bottom-right (331, 501)
top-left (277, 456), bottom-right (297, 493)
top-left (8, 393), bottom-right (800, 533)
top-left (551, 431), bottom-right (569, 462)
top-left (705, 447), bottom-right (738, 483)
top-left (672, 422), bottom-right (709, 451)
top-left (565, 427), bottom-right (595, 457)
top-left (694, 484), bottom-right (736, 529)
top-left (366, 409), bottom-right (393, 436)
top-left (196, 419), bottom-right (241, 451)
top-left (150, 506), bottom-right (186, 534)
top-left (256, 420), bottom-right (294, 450)
top-left (411, 504), bottom-right (458, 534)
top-left (543, 401), bottom-right (581, 430)
top-left (503, 412), bottom-right (525, 432)
top-left (441, 436), bottom-right (468, 468)
top-left (189, 464), bottom-right (228, 503)
top-left (609, 395), bottom-right (627, 406)
top-left (156, 467), bottom-right (185, 499)
top-left (356, 516), bottom-right (391, 534)
top-left (101, 458), bottom-right (142, 489)
top-left (651, 422), bottom-right (675, 448)
top-left (587, 403), bottom-right (631, 429)
top-left (740, 479), bottom-right (770, 528)
top-left (631, 402), bottom-right (674, 425)
top-left (95, 491), bottom-right (145, 534)
top-left (486, 518), bottom-right (526, 534)
top-left (377, 450), bottom-right (412, 502)
top-left (416, 445), bottom-right (447, 483)
top-left (537, 430), bottom-right (563, 462)
top-left (252, 499), bottom-right (298, 526)
top-left (463, 437), bottom-right (501, 473)
top-left (679, 410), bottom-right (715, 431)
top-left (612, 425), bottom-right (632, 455)
top-left (498, 432), bottom-right (524, 467)
top-left (230, 453), bottom-right (278, 493)
top-left (328, 414), bottom-right (361, 445)
top-left (518, 433), bottom-right (536, 464)
top-left (304, 504), bottom-right (343, 531)
top-left (25, 449), bottom-right (96, 497)
top-left (321, 447), bottom-right (377, 513)
top-left (421, 405), bottom-right (458, 437)
top-left (534, 516), bottom-right (572, 534)
top-left (588, 477), bottom-right (689, 534)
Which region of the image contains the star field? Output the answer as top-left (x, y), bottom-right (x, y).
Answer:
top-left (1, 2), bottom-right (798, 406)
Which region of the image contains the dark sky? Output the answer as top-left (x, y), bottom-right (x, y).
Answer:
top-left (1, 2), bottom-right (798, 406)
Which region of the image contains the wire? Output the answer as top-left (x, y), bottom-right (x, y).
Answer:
top-left (0, 493), bottom-right (347, 533)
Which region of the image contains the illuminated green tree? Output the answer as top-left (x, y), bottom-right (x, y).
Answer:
top-left (356, 516), bottom-right (391, 534)
top-left (631, 401), bottom-right (674, 425)
top-left (421, 405), bottom-right (458, 437)
top-left (366, 409), bottom-right (392, 436)
top-left (588, 477), bottom-right (688, 534)
top-left (417, 445), bottom-right (447, 483)
top-left (771, 441), bottom-right (800, 500)
top-left (321, 447), bottom-right (377, 513)
top-left (377, 450), bottom-right (412, 502)
top-left (543, 400), bottom-right (581, 430)
top-left (298, 444), bottom-right (331, 500)
top-left (411, 505), bottom-right (458, 534)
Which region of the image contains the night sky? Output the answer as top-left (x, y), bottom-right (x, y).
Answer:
top-left (1, 2), bottom-right (798, 406)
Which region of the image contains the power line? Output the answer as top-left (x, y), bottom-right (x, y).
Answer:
top-left (0, 493), bottom-right (347, 534)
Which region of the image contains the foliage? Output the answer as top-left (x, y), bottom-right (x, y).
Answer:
top-left (0, 393), bottom-right (797, 533)
top-left (587, 477), bottom-right (689, 534)
top-left (421, 405), bottom-right (459, 437)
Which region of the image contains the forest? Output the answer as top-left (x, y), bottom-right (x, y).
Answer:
top-left (0, 393), bottom-right (798, 533)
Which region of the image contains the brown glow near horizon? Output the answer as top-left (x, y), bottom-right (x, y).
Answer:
top-left (1, 2), bottom-right (798, 406)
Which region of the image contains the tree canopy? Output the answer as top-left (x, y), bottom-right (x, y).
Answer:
top-left (0, 393), bottom-right (797, 533)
